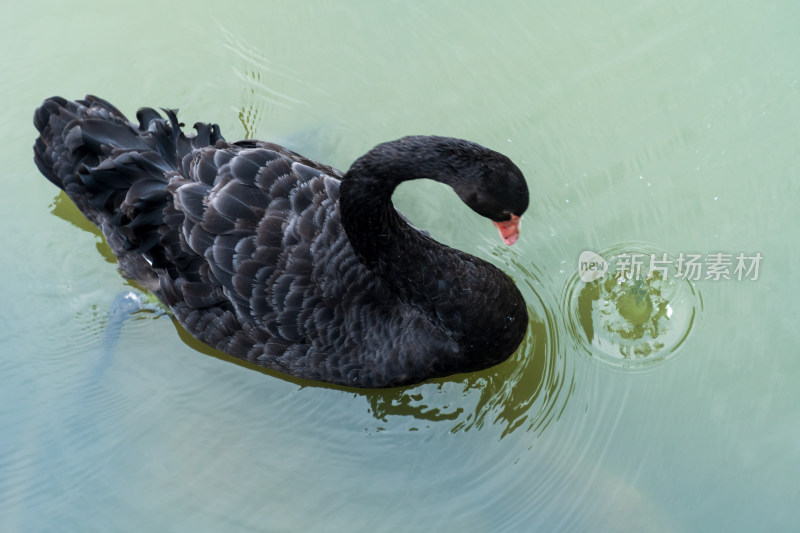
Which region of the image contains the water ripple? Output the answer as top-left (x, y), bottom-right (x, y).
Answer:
top-left (344, 245), bottom-right (577, 440)
top-left (562, 242), bottom-right (702, 371)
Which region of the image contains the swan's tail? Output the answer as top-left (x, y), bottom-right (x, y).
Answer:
top-left (33, 95), bottom-right (223, 260)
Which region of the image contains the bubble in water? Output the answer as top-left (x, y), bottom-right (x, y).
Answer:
top-left (564, 243), bottom-right (701, 370)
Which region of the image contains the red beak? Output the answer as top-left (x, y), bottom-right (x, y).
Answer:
top-left (492, 214), bottom-right (521, 245)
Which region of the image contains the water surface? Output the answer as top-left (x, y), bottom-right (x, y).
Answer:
top-left (2, 1), bottom-right (799, 531)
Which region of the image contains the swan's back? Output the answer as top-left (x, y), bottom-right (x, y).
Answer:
top-left (34, 96), bottom-right (464, 387)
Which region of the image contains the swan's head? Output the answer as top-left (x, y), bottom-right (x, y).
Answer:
top-left (429, 137), bottom-right (529, 246)
top-left (461, 163), bottom-right (528, 246)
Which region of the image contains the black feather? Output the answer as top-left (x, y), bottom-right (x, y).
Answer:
top-left (32, 96), bottom-right (530, 388)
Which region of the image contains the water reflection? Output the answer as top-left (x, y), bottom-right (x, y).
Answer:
top-left (170, 302), bottom-right (571, 439)
top-left (221, 25), bottom-right (304, 113)
top-left (237, 83), bottom-right (260, 140)
top-left (51, 191), bottom-right (574, 440)
top-left (353, 246), bottom-right (574, 438)
top-left (363, 310), bottom-right (567, 438)
top-left (50, 194), bottom-right (117, 264)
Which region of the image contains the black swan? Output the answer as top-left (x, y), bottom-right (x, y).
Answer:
top-left (33, 95), bottom-right (529, 388)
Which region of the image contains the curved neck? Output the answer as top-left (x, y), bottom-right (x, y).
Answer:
top-left (339, 136), bottom-right (454, 272)
top-left (339, 138), bottom-right (528, 365)
top-left (335, 136), bottom-right (529, 372)
top-left (339, 160), bottom-right (432, 276)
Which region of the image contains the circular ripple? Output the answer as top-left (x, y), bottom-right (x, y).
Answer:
top-left (356, 246), bottom-right (574, 438)
top-left (563, 242), bottom-right (702, 370)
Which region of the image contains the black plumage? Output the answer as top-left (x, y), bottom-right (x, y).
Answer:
top-left (33, 95), bottom-right (530, 388)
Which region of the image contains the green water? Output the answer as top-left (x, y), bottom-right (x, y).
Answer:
top-left (2, 1), bottom-right (799, 531)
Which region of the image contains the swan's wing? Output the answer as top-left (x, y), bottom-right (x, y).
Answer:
top-left (237, 139), bottom-right (345, 180)
top-left (163, 145), bottom-right (349, 353)
top-left (34, 98), bottom-right (457, 386)
top-left (164, 145), bottom-right (461, 386)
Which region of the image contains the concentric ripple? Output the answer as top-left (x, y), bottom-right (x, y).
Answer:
top-left (357, 246), bottom-right (574, 439)
top-left (563, 243), bottom-right (702, 370)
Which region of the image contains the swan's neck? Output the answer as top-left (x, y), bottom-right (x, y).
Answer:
top-left (339, 171), bottom-right (411, 270)
top-left (339, 149), bottom-right (527, 365)
top-left (340, 138), bottom-right (455, 275)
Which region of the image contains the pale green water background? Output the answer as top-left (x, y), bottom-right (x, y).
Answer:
top-left (2, 1), bottom-right (799, 531)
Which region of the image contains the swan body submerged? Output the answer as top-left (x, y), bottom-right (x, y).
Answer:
top-left (34, 96), bottom-right (529, 388)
